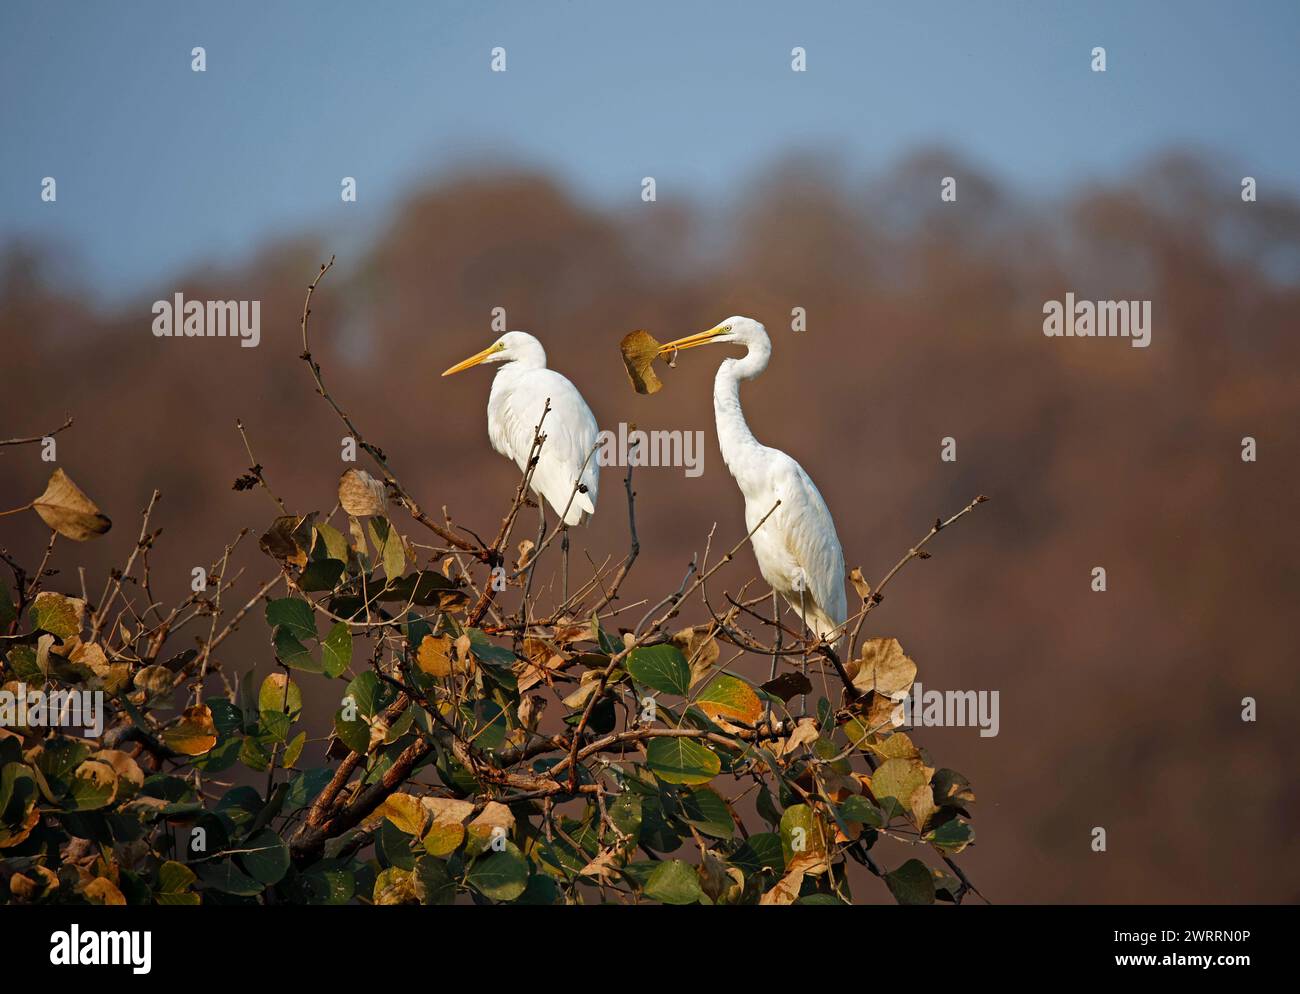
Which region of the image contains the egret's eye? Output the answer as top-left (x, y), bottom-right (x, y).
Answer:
top-left (722, 325), bottom-right (732, 332)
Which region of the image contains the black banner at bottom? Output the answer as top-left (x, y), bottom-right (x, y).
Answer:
top-left (0, 904), bottom-right (1285, 982)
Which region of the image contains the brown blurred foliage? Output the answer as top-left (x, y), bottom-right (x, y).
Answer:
top-left (2, 148), bottom-right (1298, 902)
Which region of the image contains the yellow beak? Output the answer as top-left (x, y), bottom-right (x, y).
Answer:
top-left (441, 342), bottom-right (504, 376)
top-left (657, 325), bottom-right (726, 356)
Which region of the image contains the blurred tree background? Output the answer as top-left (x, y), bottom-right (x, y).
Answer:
top-left (2, 149), bottom-right (1298, 901)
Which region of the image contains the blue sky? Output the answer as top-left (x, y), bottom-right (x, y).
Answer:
top-left (2, 0), bottom-right (1297, 300)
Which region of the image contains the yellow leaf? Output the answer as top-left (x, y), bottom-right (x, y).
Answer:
top-left (82, 876), bottom-right (127, 906)
top-left (848, 637), bottom-right (917, 699)
top-left (420, 796), bottom-right (473, 857)
top-left (372, 793), bottom-right (427, 837)
top-left (162, 704), bottom-right (218, 756)
top-left (416, 634), bottom-right (453, 677)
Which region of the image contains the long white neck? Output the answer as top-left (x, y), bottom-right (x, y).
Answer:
top-left (712, 340), bottom-right (771, 496)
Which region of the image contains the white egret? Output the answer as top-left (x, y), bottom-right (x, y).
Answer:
top-left (657, 317), bottom-right (847, 646)
top-left (442, 331), bottom-right (600, 587)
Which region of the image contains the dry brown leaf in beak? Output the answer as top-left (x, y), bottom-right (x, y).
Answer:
top-left (32, 468), bottom-right (112, 541)
top-left (619, 329), bottom-right (664, 394)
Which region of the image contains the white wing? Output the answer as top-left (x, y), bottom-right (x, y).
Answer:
top-left (746, 449), bottom-right (847, 639)
top-left (489, 368), bottom-right (599, 526)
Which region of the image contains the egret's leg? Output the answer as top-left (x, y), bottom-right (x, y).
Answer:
top-left (521, 503), bottom-right (547, 625)
top-left (768, 590), bottom-right (781, 683)
top-left (764, 589), bottom-right (780, 730)
top-left (561, 527), bottom-right (570, 603)
top-left (798, 586), bottom-right (810, 718)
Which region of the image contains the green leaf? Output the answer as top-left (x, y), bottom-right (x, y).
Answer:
top-left (195, 859), bottom-right (264, 897)
top-left (870, 756), bottom-right (930, 820)
top-left (345, 671), bottom-right (389, 718)
top-left (33, 736), bottom-right (90, 784)
top-left (321, 622), bottom-right (352, 678)
top-left (368, 517), bottom-right (406, 581)
top-left (258, 673), bottom-right (301, 716)
top-left (157, 860), bottom-right (197, 894)
top-left (283, 731), bottom-right (306, 768)
top-left (464, 845), bottom-right (529, 902)
top-left (260, 709), bottom-right (292, 743)
top-left (886, 858), bottom-right (936, 905)
top-left (643, 859), bottom-right (703, 905)
top-left (414, 856), bottom-right (456, 905)
top-left (729, 832), bottom-right (784, 875)
top-left (463, 699), bottom-right (507, 752)
top-left (627, 644), bottom-right (691, 696)
top-left (0, 579), bottom-right (16, 631)
top-left (334, 708), bottom-right (369, 754)
top-left (238, 829), bottom-right (290, 886)
top-left (466, 628), bottom-right (516, 667)
top-left (298, 866), bottom-right (355, 905)
top-left (239, 736), bottom-right (271, 772)
top-left (265, 597), bottom-right (317, 641)
top-left (381, 571), bottom-right (464, 607)
top-left (780, 804), bottom-right (829, 866)
top-left (313, 522), bottom-right (349, 563)
top-left (285, 768), bottom-right (331, 809)
top-left (29, 592), bottom-right (82, 639)
top-left (836, 794), bottom-right (884, 830)
top-left (677, 786), bottom-right (735, 839)
top-left (5, 645), bottom-right (42, 682)
top-left (645, 736), bottom-right (720, 785)
top-left (273, 628), bottom-right (320, 673)
top-left (299, 558), bottom-right (345, 592)
top-left (66, 761), bottom-right (117, 811)
top-left (608, 793), bottom-right (642, 845)
top-left (797, 893), bottom-right (848, 906)
top-left (924, 817), bottom-right (974, 856)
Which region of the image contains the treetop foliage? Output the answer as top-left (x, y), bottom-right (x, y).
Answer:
top-left (0, 262), bottom-right (983, 906)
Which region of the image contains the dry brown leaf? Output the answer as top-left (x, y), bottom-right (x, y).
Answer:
top-left (562, 669), bottom-right (603, 709)
top-left (849, 637), bottom-right (917, 699)
top-left (133, 664), bottom-right (175, 701)
top-left (672, 625), bottom-right (720, 687)
top-left (579, 848), bottom-right (624, 885)
top-left (909, 781), bottom-right (939, 832)
top-left (697, 851), bottom-right (745, 905)
top-left (849, 566), bottom-right (872, 602)
top-left (777, 716), bottom-right (820, 757)
top-left (467, 800), bottom-right (515, 854)
top-left (516, 693), bottom-right (542, 730)
top-left (619, 330), bottom-right (664, 394)
top-left (516, 652), bottom-right (567, 692)
top-left (515, 538), bottom-right (535, 570)
top-left (31, 468), bottom-right (112, 541)
top-left (338, 467), bottom-right (386, 517)
top-left (760, 863), bottom-right (807, 906)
